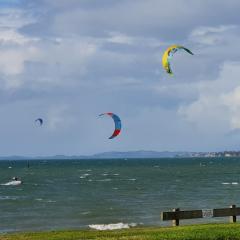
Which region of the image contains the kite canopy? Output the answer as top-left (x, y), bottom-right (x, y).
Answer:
top-left (162, 45), bottom-right (193, 75)
top-left (99, 113), bottom-right (121, 139)
top-left (35, 118), bottom-right (43, 126)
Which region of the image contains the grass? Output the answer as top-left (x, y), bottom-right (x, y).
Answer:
top-left (1, 223), bottom-right (240, 240)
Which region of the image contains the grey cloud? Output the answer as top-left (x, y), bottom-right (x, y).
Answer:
top-left (0, 1), bottom-right (239, 155)
top-left (21, 0), bottom-right (240, 41)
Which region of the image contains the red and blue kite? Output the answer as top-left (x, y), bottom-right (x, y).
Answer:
top-left (99, 113), bottom-right (121, 139)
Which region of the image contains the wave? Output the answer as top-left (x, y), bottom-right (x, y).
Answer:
top-left (35, 198), bottom-right (56, 203)
top-left (1, 181), bottom-right (22, 186)
top-left (89, 222), bottom-right (137, 230)
top-left (80, 173), bottom-right (91, 179)
top-left (77, 169), bottom-right (92, 172)
top-left (101, 173), bottom-right (109, 176)
top-left (47, 200), bottom-right (56, 203)
top-left (81, 211), bottom-right (91, 215)
top-left (96, 179), bottom-right (112, 182)
top-left (222, 182), bottom-right (238, 185)
top-left (0, 196), bottom-right (18, 200)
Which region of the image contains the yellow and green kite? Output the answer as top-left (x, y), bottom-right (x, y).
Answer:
top-left (162, 45), bottom-right (194, 75)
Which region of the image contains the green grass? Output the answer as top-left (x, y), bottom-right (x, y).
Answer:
top-left (1, 223), bottom-right (240, 240)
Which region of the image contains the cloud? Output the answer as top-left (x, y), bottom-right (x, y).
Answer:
top-left (22, 0), bottom-right (240, 41)
top-left (47, 104), bottom-right (75, 130)
top-left (0, 28), bottom-right (38, 45)
top-left (0, 8), bottom-right (33, 28)
top-left (189, 25), bottom-right (237, 45)
top-left (222, 86), bottom-right (240, 130)
top-left (27, 38), bottom-right (97, 86)
top-left (0, 8), bottom-right (39, 88)
top-left (107, 32), bottom-right (134, 45)
top-left (0, 47), bottom-right (38, 76)
top-left (0, 1), bottom-right (240, 154)
top-left (178, 61), bottom-right (240, 134)
top-left (0, 8), bottom-right (94, 90)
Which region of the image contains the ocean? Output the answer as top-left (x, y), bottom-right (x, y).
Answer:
top-left (0, 157), bottom-right (240, 232)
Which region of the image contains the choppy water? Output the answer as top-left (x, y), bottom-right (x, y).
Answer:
top-left (0, 158), bottom-right (240, 232)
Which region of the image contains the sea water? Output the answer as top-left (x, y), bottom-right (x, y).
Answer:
top-left (0, 157), bottom-right (240, 232)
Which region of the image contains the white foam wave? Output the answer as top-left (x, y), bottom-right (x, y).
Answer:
top-left (222, 182), bottom-right (238, 185)
top-left (78, 169), bottom-right (92, 173)
top-left (128, 178), bottom-right (136, 181)
top-left (1, 180), bottom-right (22, 186)
top-left (0, 196), bottom-right (18, 200)
top-left (96, 179), bottom-right (112, 182)
top-left (81, 211), bottom-right (91, 215)
top-left (80, 173), bottom-right (91, 179)
top-left (89, 223), bottom-right (137, 230)
top-left (47, 200), bottom-right (56, 203)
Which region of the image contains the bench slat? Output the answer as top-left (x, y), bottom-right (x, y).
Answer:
top-left (161, 210), bottom-right (202, 220)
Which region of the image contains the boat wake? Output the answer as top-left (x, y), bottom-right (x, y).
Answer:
top-left (1, 181), bottom-right (22, 186)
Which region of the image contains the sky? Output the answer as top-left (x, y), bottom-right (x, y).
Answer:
top-left (0, 0), bottom-right (240, 155)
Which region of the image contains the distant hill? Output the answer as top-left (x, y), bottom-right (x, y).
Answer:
top-left (1, 150), bottom-right (239, 160)
top-left (91, 150), bottom-right (186, 159)
top-left (0, 151), bottom-right (189, 160)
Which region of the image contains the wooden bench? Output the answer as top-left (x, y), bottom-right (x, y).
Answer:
top-left (161, 205), bottom-right (239, 226)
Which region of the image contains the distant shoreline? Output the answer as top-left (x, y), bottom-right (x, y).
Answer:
top-left (0, 150), bottom-right (240, 160)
